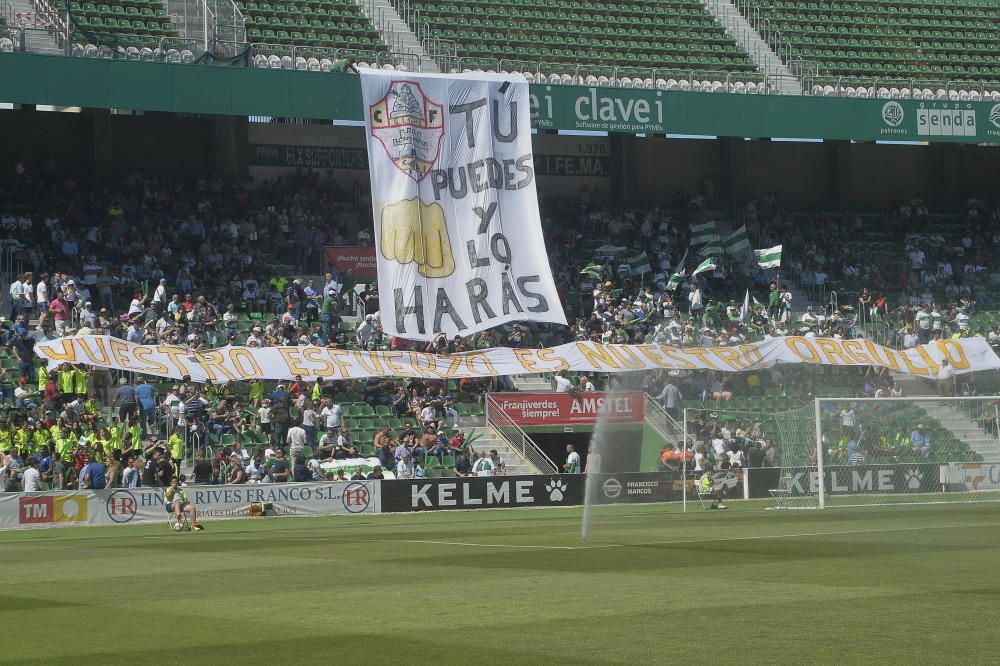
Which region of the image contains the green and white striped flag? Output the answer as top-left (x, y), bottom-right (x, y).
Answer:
top-left (690, 220), bottom-right (717, 246)
top-left (691, 257), bottom-right (717, 276)
top-left (666, 269), bottom-right (685, 291)
top-left (657, 221), bottom-right (670, 243)
top-left (724, 225), bottom-right (751, 254)
top-left (701, 238), bottom-right (723, 256)
top-left (579, 262), bottom-right (603, 279)
top-left (754, 244), bottom-right (782, 269)
top-left (629, 252), bottom-right (651, 275)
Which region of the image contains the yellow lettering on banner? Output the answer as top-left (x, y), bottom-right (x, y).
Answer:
top-left (658, 345), bottom-right (696, 369)
top-left (815, 339), bottom-right (851, 366)
top-left (685, 347), bottom-right (720, 370)
top-left (537, 348), bottom-right (570, 372)
top-left (277, 348), bottom-right (308, 377)
top-left (514, 349), bottom-right (540, 372)
top-left (900, 350), bottom-right (930, 377)
top-left (711, 347), bottom-right (746, 371)
top-left (862, 340), bottom-right (888, 368)
top-left (636, 344), bottom-right (671, 368)
top-left (108, 339), bottom-right (134, 369)
top-left (465, 352), bottom-right (496, 376)
top-left (842, 340), bottom-right (874, 365)
top-left (407, 352), bottom-right (439, 378)
top-left (156, 345), bottom-right (194, 377)
top-left (327, 348), bottom-right (353, 378)
top-left (577, 343), bottom-right (621, 370)
top-left (41, 339), bottom-right (78, 364)
top-left (301, 348), bottom-right (337, 378)
top-left (740, 344), bottom-right (764, 367)
top-left (380, 351), bottom-right (406, 376)
top-left (786, 337), bottom-right (821, 364)
top-left (352, 351), bottom-right (385, 376)
top-left (937, 340), bottom-right (970, 370)
top-left (914, 346), bottom-right (940, 375)
top-left (194, 350), bottom-right (237, 382)
top-left (78, 337), bottom-right (111, 366)
top-left (607, 346), bottom-right (646, 370)
top-left (229, 349), bottom-right (263, 379)
top-left (442, 355), bottom-right (464, 378)
top-left (133, 347), bottom-right (170, 376)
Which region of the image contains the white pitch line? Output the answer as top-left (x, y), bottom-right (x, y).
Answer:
top-left (405, 539), bottom-right (577, 550)
top-left (401, 522), bottom-right (1000, 551)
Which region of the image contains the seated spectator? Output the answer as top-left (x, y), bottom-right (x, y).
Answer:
top-left (267, 449), bottom-right (290, 483)
top-left (335, 428), bottom-right (358, 459)
top-left (453, 450), bottom-right (474, 477)
top-left (292, 456), bottom-right (310, 482)
top-left (910, 424), bottom-right (930, 456)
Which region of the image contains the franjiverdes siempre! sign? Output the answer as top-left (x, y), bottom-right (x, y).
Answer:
top-left (361, 70), bottom-right (566, 340)
top-left (490, 392), bottom-right (646, 426)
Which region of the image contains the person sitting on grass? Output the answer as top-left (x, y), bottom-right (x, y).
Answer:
top-left (699, 467), bottom-right (729, 510)
top-left (164, 476), bottom-right (204, 530)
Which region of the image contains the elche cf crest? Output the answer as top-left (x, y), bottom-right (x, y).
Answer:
top-left (368, 80), bottom-right (444, 181)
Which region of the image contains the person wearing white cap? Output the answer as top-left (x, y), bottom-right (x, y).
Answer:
top-left (152, 278), bottom-right (167, 304)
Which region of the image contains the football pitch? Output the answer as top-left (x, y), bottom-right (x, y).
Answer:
top-left (4, 501), bottom-right (999, 664)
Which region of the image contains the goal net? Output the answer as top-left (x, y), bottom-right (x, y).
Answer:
top-left (682, 397), bottom-right (1000, 508)
top-left (807, 396), bottom-right (1000, 508)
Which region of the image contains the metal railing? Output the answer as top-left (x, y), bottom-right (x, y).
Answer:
top-left (642, 394), bottom-right (686, 449)
top-left (485, 394), bottom-right (559, 474)
top-left (249, 43), bottom-right (418, 71)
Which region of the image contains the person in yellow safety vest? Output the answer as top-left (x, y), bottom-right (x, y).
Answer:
top-left (83, 396), bottom-right (100, 419)
top-left (248, 379), bottom-right (265, 407)
top-left (57, 364), bottom-right (75, 400)
top-left (73, 367), bottom-right (88, 397)
top-left (311, 378), bottom-right (324, 403)
top-left (168, 427), bottom-right (185, 473)
top-left (894, 428), bottom-right (911, 454)
top-left (699, 469), bottom-right (728, 510)
top-left (13, 426), bottom-right (29, 452)
top-left (31, 424), bottom-right (50, 451)
top-left (36, 365), bottom-right (48, 392)
top-left (90, 428), bottom-right (109, 457)
top-left (54, 433), bottom-right (75, 463)
top-left (129, 422), bottom-right (143, 451)
top-left (109, 419), bottom-right (123, 451)
top-left (164, 477), bottom-right (204, 531)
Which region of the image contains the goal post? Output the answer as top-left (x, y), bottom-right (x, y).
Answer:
top-left (679, 396), bottom-right (1000, 510)
top-left (810, 395), bottom-right (1000, 509)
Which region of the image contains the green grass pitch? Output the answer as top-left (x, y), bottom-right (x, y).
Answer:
top-left (4, 501), bottom-right (999, 664)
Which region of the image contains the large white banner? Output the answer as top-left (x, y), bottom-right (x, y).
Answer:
top-left (942, 463), bottom-right (1000, 492)
top-left (35, 335), bottom-right (1000, 383)
top-left (361, 70), bottom-right (566, 340)
top-left (0, 481), bottom-right (380, 529)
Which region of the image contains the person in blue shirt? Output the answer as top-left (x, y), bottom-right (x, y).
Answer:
top-left (134, 378), bottom-right (158, 438)
top-left (79, 453), bottom-right (107, 490)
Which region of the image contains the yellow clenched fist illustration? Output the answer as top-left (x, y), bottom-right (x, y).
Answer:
top-left (379, 197), bottom-right (455, 278)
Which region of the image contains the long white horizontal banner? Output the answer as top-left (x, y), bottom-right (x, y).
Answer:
top-left (0, 481), bottom-right (380, 529)
top-left (34, 335), bottom-right (999, 383)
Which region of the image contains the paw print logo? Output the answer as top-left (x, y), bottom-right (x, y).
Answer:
top-left (904, 467), bottom-right (923, 491)
top-left (545, 479), bottom-right (567, 502)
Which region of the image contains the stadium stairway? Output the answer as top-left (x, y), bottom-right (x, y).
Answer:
top-left (892, 372), bottom-right (1000, 462)
top-left (510, 375), bottom-right (555, 392)
top-left (465, 423), bottom-right (544, 475)
top-left (702, 0), bottom-right (802, 94)
top-left (8, 0), bottom-right (64, 53)
top-left (356, 0), bottom-right (439, 72)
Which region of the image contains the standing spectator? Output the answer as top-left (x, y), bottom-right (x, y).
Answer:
top-left (113, 378), bottom-right (138, 422)
top-left (937, 358), bottom-right (956, 397)
top-left (134, 378), bottom-right (158, 437)
top-left (563, 444), bottom-right (581, 473)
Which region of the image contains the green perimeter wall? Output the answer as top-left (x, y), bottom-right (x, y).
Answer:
top-left (3, 53), bottom-right (1000, 143)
